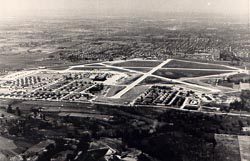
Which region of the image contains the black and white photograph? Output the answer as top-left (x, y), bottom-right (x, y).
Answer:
top-left (0, 0), bottom-right (250, 160)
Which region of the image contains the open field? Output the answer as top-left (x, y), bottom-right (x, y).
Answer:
top-left (139, 76), bottom-right (179, 85)
top-left (163, 59), bottom-right (237, 70)
top-left (238, 135), bottom-right (250, 161)
top-left (112, 60), bottom-right (162, 68)
top-left (47, 61), bottom-right (100, 70)
top-left (201, 73), bottom-right (250, 89)
top-left (153, 69), bottom-right (232, 79)
top-left (125, 67), bottom-right (152, 73)
top-left (0, 54), bottom-right (65, 71)
top-left (121, 85), bottom-right (150, 102)
top-left (0, 136), bottom-right (17, 150)
top-left (0, 136), bottom-right (18, 160)
top-left (185, 79), bottom-right (236, 93)
top-left (118, 74), bottom-right (143, 85)
top-left (105, 86), bottom-right (126, 97)
top-left (214, 134), bottom-right (241, 161)
top-left (70, 66), bottom-right (129, 73)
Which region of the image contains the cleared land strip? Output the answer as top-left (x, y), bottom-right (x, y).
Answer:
top-left (238, 135), bottom-right (250, 161)
top-left (110, 59), bottom-right (173, 98)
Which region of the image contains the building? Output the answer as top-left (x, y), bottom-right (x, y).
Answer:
top-left (233, 82), bottom-right (250, 91)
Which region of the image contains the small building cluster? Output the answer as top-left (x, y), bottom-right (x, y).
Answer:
top-left (134, 86), bottom-right (201, 110)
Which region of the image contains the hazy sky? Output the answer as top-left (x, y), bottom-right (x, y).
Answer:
top-left (0, 0), bottom-right (249, 18)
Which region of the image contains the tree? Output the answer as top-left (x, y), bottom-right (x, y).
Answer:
top-left (16, 107), bottom-right (21, 116)
top-left (7, 104), bottom-right (13, 113)
top-left (229, 90), bottom-right (250, 112)
top-left (68, 55), bottom-right (80, 62)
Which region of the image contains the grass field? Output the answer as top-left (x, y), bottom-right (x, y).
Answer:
top-left (153, 69), bottom-right (231, 79)
top-left (238, 135), bottom-right (250, 161)
top-left (201, 73), bottom-right (250, 89)
top-left (112, 60), bottom-right (162, 68)
top-left (0, 136), bottom-right (17, 150)
top-left (70, 67), bottom-right (128, 72)
top-left (106, 86), bottom-right (126, 97)
top-left (121, 85), bottom-right (150, 101)
top-left (228, 73), bottom-right (250, 81)
top-left (47, 66), bottom-right (70, 70)
top-left (139, 76), bottom-right (179, 85)
top-left (97, 85), bottom-right (150, 105)
top-left (163, 60), bottom-right (235, 70)
top-left (119, 74), bottom-right (142, 85)
top-left (70, 66), bottom-right (109, 70)
top-left (0, 53), bottom-right (68, 71)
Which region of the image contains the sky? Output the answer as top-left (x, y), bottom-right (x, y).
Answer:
top-left (0, 0), bottom-right (249, 18)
